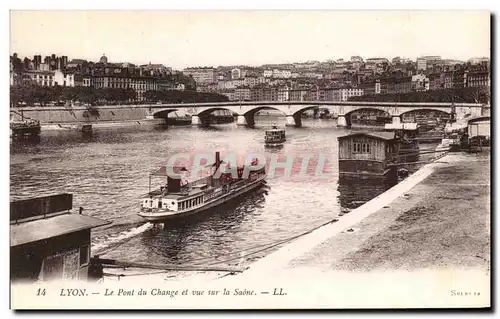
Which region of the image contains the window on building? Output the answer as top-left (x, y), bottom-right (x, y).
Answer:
top-left (353, 141), bottom-right (371, 154)
top-left (79, 245), bottom-right (90, 266)
top-left (353, 142), bottom-right (361, 153)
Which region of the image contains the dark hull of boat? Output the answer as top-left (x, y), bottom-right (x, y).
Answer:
top-left (264, 142), bottom-right (285, 147)
top-left (338, 159), bottom-right (396, 179)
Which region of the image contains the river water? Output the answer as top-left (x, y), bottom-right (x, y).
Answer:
top-left (10, 117), bottom-right (436, 274)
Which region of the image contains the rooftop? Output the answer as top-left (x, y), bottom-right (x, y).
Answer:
top-left (338, 131), bottom-right (396, 141)
top-left (10, 213), bottom-right (110, 247)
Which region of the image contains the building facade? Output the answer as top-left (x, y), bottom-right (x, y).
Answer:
top-left (466, 70), bottom-right (490, 88)
top-left (91, 75), bottom-right (159, 100)
top-left (340, 88), bottom-right (364, 101)
top-left (182, 67), bottom-right (216, 84)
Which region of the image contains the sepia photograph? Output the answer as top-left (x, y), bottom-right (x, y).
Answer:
top-left (8, 9), bottom-right (491, 310)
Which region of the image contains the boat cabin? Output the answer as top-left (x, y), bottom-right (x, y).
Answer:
top-left (10, 193), bottom-right (109, 282)
top-left (338, 131), bottom-right (398, 177)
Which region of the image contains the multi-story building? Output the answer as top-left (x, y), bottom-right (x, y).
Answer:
top-left (182, 67), bottom-right (216, 84)
top-left (272, 69), bottom-right (292, 79)
top-left (91, 67), bottom-right (161, 100)
top-left (243, 76), bottom-right (259, 88)
top-left (277, 86), bottom-right (290, 101)
top-left (358, 82), bottom-right (376, 96)
top-left (416, 58), bottom-right (427, 71)
top-left (263, 70), bottom-right (273, 78)
top-left (412, 74), bottom-right (430, 91)
top-left (374, 78), bottom-right (396, 95)
top-left (303, 89), bottom-right (318, 101)
top-left (250, 85), bottom-right (279, 101)
top-left (466, 69), bottom-right (490, 88)
top-left (217, 79), bottom-right (245, 90)
top-left (92, 75), bottom-right (160, 100)
top-left (289, 88), bottom-right (309, 101)
top-left (231, 68), bottom-right (241, 80)
top-left (393, 76), bottom-right (412, 93)
top-left (441, 72), bottom-right (454, 89)
top-left (339, 88), bottom-right (364, 101)
top-left (452, 70), bottom-right (467, 89)
top-left (74, 74), bottom-right (87, 87)
top-left (17, 70), bottom-right (75, 87)
top-left (428, 73), bottom-right (443, 91)
top-left (328, 89), bottom-right (342, 102)
top-left (234, 87), bottom-right (252, 101)
top-left (417, 56), bottom-right (442, 71)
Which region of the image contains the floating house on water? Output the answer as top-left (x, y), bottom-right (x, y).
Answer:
top-left (467, 116), bottom-right (490, 152)
top-left (467, 116), bottom-right (490, 139)
top-left (338, 132), bottom-right (399, 178)
top-left (10, 194), bottom-right (109, 282)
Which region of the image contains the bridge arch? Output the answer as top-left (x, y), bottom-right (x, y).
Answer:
top-left (151, 108), bottom-right (180, 118)
top-left (239, 104), bottom-right (319, 127)
top-left (237, 105), bottom-right (288, 127)
top-left (289, 105), bottom-right (319, 117)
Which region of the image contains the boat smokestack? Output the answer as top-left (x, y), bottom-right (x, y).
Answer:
top-left (167, 176), bottom-right (181, 193)
top-left (215, 151), bottom-right (221, 172)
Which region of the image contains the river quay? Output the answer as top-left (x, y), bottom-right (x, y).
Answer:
top-left (244, 152), bottom-right (490, 275)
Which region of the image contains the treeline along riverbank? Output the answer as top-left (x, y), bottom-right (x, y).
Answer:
top-left (10, 85), bottom-right (229, 107)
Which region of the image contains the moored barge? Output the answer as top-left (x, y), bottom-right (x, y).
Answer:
top-left (338, 131), bottom-right (399, 178)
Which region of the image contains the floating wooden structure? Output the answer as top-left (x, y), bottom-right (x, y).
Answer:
top-left (338, 132), bottom-right (399, 178)
top-left (91, 257), bottom-right (245, 274)
top-left (10, 193), bottom-right (109, 282)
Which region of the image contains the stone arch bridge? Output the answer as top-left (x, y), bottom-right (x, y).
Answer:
top-left (147, 101), bottom-right (486, 127)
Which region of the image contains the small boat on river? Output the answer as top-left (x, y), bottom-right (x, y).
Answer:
top-left (10, 119), bottom-right (41, 139)
top-left (138, 152), bottom-right (266, 222)
top-left (264, 123), bottom-right (286, 147)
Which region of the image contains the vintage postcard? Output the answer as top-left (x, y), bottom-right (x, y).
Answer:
top-left (9, 10), bottom-right (491, 310)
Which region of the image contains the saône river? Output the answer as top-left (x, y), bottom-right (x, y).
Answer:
top-left (10, 115), bottom-right (436, 277)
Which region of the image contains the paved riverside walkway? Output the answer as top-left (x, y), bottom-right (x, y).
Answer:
top-left (245, 152), bottom-right (490, 274)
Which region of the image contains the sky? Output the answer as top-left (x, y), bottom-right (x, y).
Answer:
top-left (10, 10), bottom-right (491, 70)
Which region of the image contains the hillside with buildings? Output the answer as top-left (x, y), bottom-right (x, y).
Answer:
top-left (10, 53), bottom-right (490, 105)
